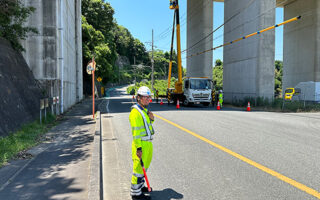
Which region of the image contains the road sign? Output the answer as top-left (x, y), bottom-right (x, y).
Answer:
top-left (86, 60), bottom-right (96, 74)
top-left (87, 65), bottom-right (94, 75)
top-left (97, 77), bottom-right (102, 82)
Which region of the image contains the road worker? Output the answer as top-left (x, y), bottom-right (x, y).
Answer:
top-left (219, 90), bottom-right (223, 107)
top-left (129, 86), bottom-right (155, 200)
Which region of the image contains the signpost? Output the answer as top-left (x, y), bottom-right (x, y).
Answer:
top-left (40, 99), bottom-right (44, 124)
top-left (44, 98), bottom-right (49, 120)
top-left (87, 57), bottom-right (96, 119)
top-left (56, 96), bottom-right (59, 115)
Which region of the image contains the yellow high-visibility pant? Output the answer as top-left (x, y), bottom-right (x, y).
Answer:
top-left (219, 99), bottom-right (223, 107)
top-left (131, 141), bottom-right (153, 196)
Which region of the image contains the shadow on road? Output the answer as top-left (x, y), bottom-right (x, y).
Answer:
top-left (0, 101), bottom-right (95, 200)
top-left (150, 188), bottom-right (183, 200)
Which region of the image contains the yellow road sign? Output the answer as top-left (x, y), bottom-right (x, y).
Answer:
top-left (97, 77), bottom-right (102, 82)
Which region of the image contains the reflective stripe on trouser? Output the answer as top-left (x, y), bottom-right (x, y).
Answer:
top-left (131, 140), bottom-right (153, 196)
top-left (131, 174), bottom-right (145, 196)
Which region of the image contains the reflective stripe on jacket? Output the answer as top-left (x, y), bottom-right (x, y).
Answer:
top-left (129, 104), bottom-right (154, 149)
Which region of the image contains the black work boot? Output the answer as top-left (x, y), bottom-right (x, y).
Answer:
top-left (131, 193), bottom-right (151, 200)
top-left (141, 186), bottom-right (153, 193)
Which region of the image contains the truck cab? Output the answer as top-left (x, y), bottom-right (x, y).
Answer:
top-left (183, 78), bottom-right (212, 106)
top-left (284, 88), bottom-right (301, 101)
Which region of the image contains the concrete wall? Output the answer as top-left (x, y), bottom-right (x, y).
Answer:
top-left (223, 0), bottom-right (275, 102)
top-left (22, 0), bottom-right (82, 113)
top-left (283, 0), bottom-right (320, 91)
top-left (187, 0), bottom-right (213, 78)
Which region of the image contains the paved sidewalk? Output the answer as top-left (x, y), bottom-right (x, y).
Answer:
top-left (0, 99), bottom-right (101, 200)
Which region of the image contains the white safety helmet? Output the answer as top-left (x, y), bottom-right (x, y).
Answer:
top-left (137, 86), bottom-right (151, 96)
top-left (219, 90), bottom-right (223, 93)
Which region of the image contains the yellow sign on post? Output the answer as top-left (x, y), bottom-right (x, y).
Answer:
top-left (101, 87), bottom-right (105, 96)
top-left (97, 77), bottom-right (102, 82)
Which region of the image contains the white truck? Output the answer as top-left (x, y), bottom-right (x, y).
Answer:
top-left (182, 77), bottom-right (213, 106)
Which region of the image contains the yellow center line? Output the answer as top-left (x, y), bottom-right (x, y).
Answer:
top-left (154, 113), bottom-right (320, 199)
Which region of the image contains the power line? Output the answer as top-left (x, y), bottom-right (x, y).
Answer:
top-left (182, 1), bottom-right (285, 55)
top-left (185, 16), bottom-right (301, 59)
top-left (153, 0), bottom-right (213, 43)
top-left (146, 2), bottom-right (212, 54)
top-left (181, 0), bottom-right (256, 54)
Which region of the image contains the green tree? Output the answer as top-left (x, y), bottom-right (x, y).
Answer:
top-left (82, 0), bottom-right (114, 42)
top-left (81, 0), bottom-right (117, 85)
top-left (82, 16), bottom-right (116, 84)
top-left (275, 60), bottom-right (283, 97)
top-left (129, 39), bottom-right (149, 64)
top-left (0, 0), bottom-right (37, 51)
top-left (82, 0), bottom-right (177, 86)
top-left (213, 59), bottom-right (223, 90)
top-left (113, 25), bottom-right (148, 64)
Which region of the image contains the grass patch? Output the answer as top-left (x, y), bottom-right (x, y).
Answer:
top-left (230, 97), bottom-right (320, 112)
top-left (0, 114), bottom-right (57, 167)
top-left (127, 79), bottom-right (176, 96)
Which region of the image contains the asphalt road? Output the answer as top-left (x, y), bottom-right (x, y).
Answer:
top-left (101, 86), bottom-right (320, 200)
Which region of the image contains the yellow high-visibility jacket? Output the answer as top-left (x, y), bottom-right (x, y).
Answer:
top-left (219, 93), bottom-right (223, 101)
top-left (129, 105), bottom-right (154, 150)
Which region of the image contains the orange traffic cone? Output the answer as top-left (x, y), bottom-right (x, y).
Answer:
top-left (217, 101), bottom-right (221, 110)
top-left (160, 98), bottom-right (164, 105)
top-left (247, 102), bottom-right (251, 111)
top-left (176, 99), bottom-right (180, 109)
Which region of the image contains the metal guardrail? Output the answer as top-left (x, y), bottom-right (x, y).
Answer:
top-left (222, 92), bottom-right (320, 110)
top-left (39, 96), bottom-right (60, 124)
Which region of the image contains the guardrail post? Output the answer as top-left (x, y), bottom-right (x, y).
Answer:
top-left (40, 99), bottom-right (44, 124)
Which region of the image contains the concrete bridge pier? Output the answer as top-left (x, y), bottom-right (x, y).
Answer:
top-left (187, 0), bottom-right (213, 78)
top-left (282, 0), bottom-right (320, 92)
top-left (223, 0), bottom-right (276, 102)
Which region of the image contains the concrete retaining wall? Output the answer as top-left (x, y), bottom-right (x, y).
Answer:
top-left (22, 0), bottom-right (83, 113)
top-left (0, 38), bottom-right (42, 137)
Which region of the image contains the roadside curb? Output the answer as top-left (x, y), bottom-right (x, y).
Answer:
top-left (88, 111), bottom-right (102, 200)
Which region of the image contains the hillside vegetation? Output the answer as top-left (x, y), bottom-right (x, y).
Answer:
top-left (82, 0), bottom-right (181, 89)
top-left (0, 0), bottom-right (37, 51)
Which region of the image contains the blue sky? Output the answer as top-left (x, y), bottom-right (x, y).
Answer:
top-left (107, 1), bottom-right (284, 67)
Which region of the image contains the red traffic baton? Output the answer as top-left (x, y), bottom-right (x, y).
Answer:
top-left (140, 159), bottom-right (151, 192)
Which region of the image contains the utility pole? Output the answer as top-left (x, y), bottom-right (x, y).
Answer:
top-left (151, 29), bottom-right (154, 91)
top-left (118, 65), bottom-right (120, 85)
top-left (134, 56), bottom-right (136, 84)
